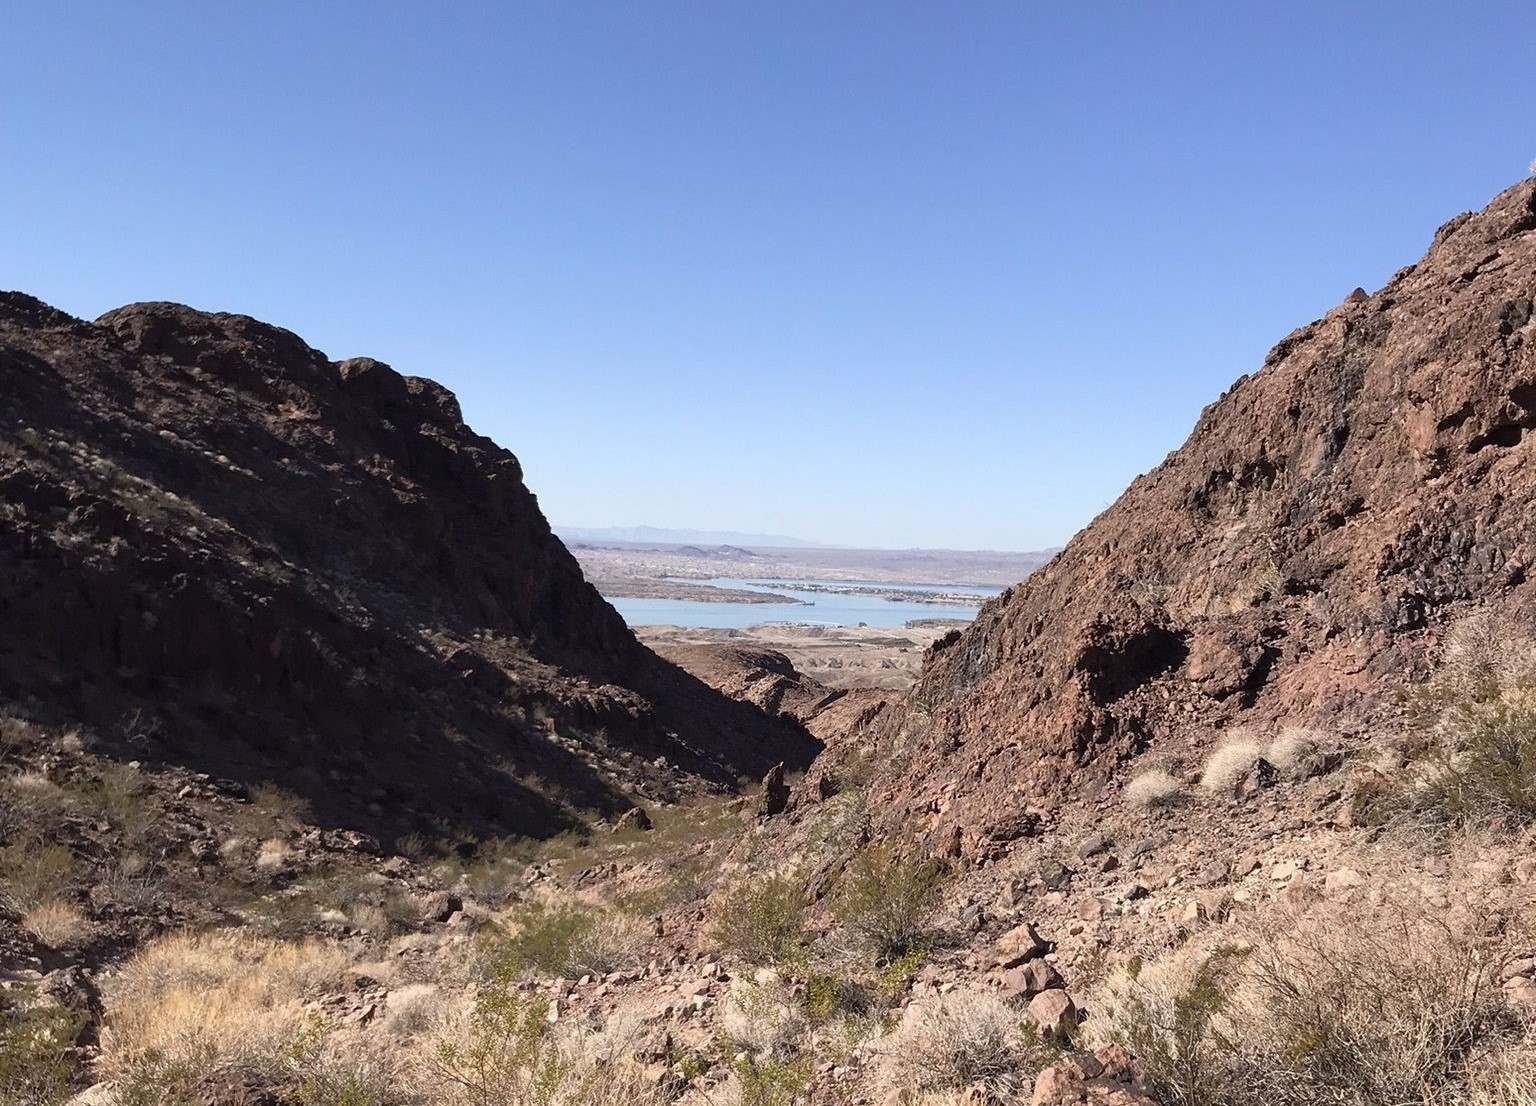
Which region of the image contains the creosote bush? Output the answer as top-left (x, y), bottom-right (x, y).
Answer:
top-left (485, 901), bottom-right (637, 979)
top-left (1401, 611), bottom-right (1536, 827)
top-left (430, 962), bottom-right (666, 1106)
top-left (832, 842), bottom-right (946, 964)
top-left (708, 868), bottom-right (808, 966)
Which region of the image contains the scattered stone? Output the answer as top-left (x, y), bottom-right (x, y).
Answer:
top-left (810, 771), bottom-right (841, 801)
top-left (1189, 860), bottom-right (1230, 888)
top-left (614, 807), bottom-right (652, 833)
top-left (993, 922), bottom-right (1050, 968)
top-left (1236, 757), bottom-right (1278, 799)
top-left (999, 958), bottom-right (1064, 1001)
top-left (1026, 988), bottom-right (1079, 1037)
top-left (1038, 857), bottom-right (1076, 891)
top-left (1030, 1044), bottom-right (1159, 1106)
top-left (418, 891), bottom-right (463, 923)
top-left (1077, 833), bottom-right (1112, 860)
top-left (1501, 957), bottom-right (1536, 982)
top-left (1324, 868), bottom-right (1365, 894)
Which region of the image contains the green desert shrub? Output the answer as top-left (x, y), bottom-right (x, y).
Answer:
top-left (1404, 612), bottom-right (1536, 827)
top-left (428, 963), bottom-right (666, 1106)
top-left (832, 842), bottom-right (946, 963)
top-left (0, 986), bottom-right (83, 1106)
top-left (708, 868), bottom-right (808, 966)
top-left (486, 901), bottom-right (637, 979)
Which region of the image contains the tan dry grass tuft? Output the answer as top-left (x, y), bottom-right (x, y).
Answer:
top-left (1266, 725), bottom-right (1319, 773)
top-left (255, 837), bottom-right (294, 870)
top-left (1125, 769), bottom-right (1182, 809)
top-left (1199, 732), bottom-right (1264, 793)
top-left (97, 929), bottom-right (349, 1086)
top-left (1089, 851), bottom-right (1536, 1106)
top-left (22, 900), bottom-right (93, 948)
top-left (877, 990), bottom-right (1031, 1099)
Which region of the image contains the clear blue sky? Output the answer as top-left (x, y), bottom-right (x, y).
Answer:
top-left (5, 3), bottom-right (1533, 550)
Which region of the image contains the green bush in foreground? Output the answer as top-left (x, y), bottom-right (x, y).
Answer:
top-left (708, 869), bottom-right (807, 966)
top-left (833, 842), bottom-right (946, 964)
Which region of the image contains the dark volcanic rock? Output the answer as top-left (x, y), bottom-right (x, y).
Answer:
top-left (0, 297), bottom-right (818, 843)
top-left (858, 178), bottom-right (1536, 853)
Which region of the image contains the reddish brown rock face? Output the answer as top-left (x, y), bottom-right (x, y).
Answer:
top-left (0, 299), bottom-right (818, 842)
top-left (868, 179), bottom-right (1536, 852)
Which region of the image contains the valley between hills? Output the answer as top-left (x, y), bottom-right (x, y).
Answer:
top-left (2, 179), bottom-right (1536, 1106)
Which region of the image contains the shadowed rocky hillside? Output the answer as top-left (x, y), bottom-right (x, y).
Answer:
top-left (849, 178), bottom-right (1536, 855)
top-left (0, 296), bottom-right (818, 844)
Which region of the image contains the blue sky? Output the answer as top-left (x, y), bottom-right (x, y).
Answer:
top-left (5, 3), bottom-right (1534, 550)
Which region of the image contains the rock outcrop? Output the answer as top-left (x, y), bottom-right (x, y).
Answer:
top-left (860, 178), bottom-right (1536, 853)
top-left (648, 642), bottom-right (891, 742)
top-left (0, 298), bottom-right (818, 843)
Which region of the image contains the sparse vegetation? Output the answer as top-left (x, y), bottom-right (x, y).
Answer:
top-left (878, 990), bottom-right (1039, 1100)
top-left (1401, 611), bottom-right (1536, 827)
top-left (1091, 880), bottom-right (1534, 1106)
top-left (0, 985), bottom-right (83, 1106)
top-left (0, 842), bottom-right (83, 913)
top-left (832, 842), bottom-right (946, 964)
top-left (1126, 768), bottom-right (1183, 809)
top-left (722, 974), bottom-right (807, 1060)
top-left (708, 868), bottom-right (808, 966)
top-left (429, 962), bottom-right (666, 1106)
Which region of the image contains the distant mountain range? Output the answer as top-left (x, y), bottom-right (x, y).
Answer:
top-left (555, 525), bottom-right (836, 548)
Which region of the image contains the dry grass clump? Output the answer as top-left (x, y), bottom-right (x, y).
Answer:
top-left (1199, 732), bottom-right (1264, 793)
top-left (98, 930), bottom-right (349, 1088)
top-left (255, 837), bottom-right (294, 870)
top-left (22, 900), bottom-right (93, 949)
top-left (1089, 875), bottom-right (1535, 1106)
top-left (382, 983), bottom-right (445, 1040)
top-left (1265, 725), bottom-right (1319, 773)
top-left (877, 990), bottom-right (1037, 1100)
top-left (0, 843), bottom-right (82, 912)
top-left (1125, 769), bottom-right (1183, 809)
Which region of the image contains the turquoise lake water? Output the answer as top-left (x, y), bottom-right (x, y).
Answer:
top-left (608, 577), bottom-right (1003, 629)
